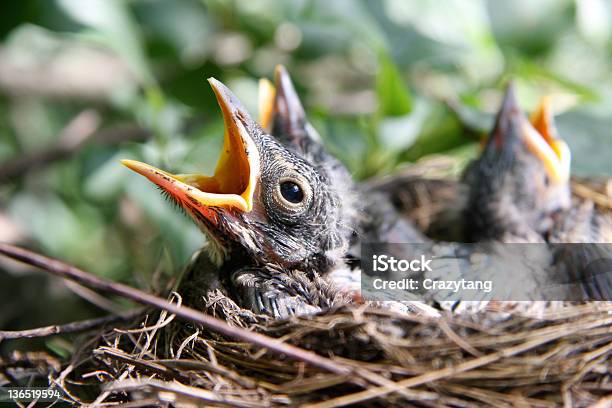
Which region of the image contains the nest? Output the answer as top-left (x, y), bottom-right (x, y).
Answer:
top-left (3, 292), bottom-right (610, 407)
top-left (2, 158), bottom-right (611, 407)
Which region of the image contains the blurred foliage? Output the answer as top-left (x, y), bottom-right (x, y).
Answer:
top-left (1, 0), bottom-right (612, 330)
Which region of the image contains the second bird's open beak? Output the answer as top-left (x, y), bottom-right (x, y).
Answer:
top-left (258, 65), bottom-right (308, 137)
top-left (258, 77), bottom-right (276, 132)
top-left (122, 78), bottom-right (260, 215)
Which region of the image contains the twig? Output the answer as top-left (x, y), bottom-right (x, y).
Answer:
top-left (0, 309), bottom-right (142, 341)
top-left (0, 110), bottom-right (100, 183)
top-left (105, 378), bottom-right (268, 408)
top-left (95, 347), bottom-right (191, 382)
top-left (156, 359), bottom-right (256, 388)
top-left (571, 181), bottom-right (612, 209)
top-left (0, 243), bottom-right (353, 377)
top-left (0, 113), bottom-right (149, 184)
top-left (437, 318), bottom-right (482, 357)
top-left (63, 280), bottom-right (124, 314)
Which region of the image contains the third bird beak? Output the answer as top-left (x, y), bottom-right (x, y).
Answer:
top-left (523, 97), bottom-right (571, 184)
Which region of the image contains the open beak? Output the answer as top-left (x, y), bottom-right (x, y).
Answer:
top-left (527, 97), bottom-right (571, 184)
top-left (258, 65), bottom-right (307, 137)
top-left (122, 78), bottom-right (260, 214)
top-left (258, 78), bottom-right (276, 132)
top-left (489, 85), bottom-right (570, 185)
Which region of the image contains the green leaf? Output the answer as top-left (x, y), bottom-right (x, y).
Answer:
top-left (378, 97), bottom-right (430, 151)
top-left (46, 339), bottom-right (72, 359)
top-left (57, 0), bottom-right (155, 86)
top-left (376, 52), bottom-right (412, 117)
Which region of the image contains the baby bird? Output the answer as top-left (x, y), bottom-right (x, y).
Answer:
top-left (464, 86), bottom-right (611, 244)
top-left (125, 72), bottom-right (610, 319)
top-left (460, 87), bottom-right (611, 303)
top-left (257, 73), bottom-right (611, 311)
top-left (530, 99), bottom-right (612, 301)
top-left (123, 78), bottom-right (356, 318)
top-left (463, 84), bottom-right (572, 243)
top-left (258, 67), bottom-right (428, 298)
top-left (259, 66), bottom-right (427, 245)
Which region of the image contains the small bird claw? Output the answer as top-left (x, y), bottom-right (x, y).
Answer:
top-left (231, 268), bottom-right (322, 319)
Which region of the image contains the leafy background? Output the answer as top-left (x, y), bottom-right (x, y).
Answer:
top-left (1, 0), bottom-right (611, 352)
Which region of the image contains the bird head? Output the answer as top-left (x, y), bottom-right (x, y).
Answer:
top-left (259, 64), bottom-right (357, 219)
top-left (464, 84), bottom-right (572, 240)
top-left (258, 65), bottom-right (329, 161)
top-left (123, 77), bottom-right (355, 272)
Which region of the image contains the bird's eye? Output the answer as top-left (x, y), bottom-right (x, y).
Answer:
top-left (280, 181), bottom-right (304, 203)
top-left (270, 176), bottom-right (312, 217)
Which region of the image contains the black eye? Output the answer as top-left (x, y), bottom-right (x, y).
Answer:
top-left (264, 174), bottom-right (312, 218)
top-left (280, 181), bottom-right (304, 203)
top-left (270, 175), bottom-right (312, 218)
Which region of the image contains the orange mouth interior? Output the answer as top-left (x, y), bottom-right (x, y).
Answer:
top-left (524, 97), bottom-right (571, 184)
top-left (122, 79), bottom-right (260, 212)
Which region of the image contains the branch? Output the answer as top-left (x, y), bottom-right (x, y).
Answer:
top-left (0, 110), bottom-right (100, 183)
top-left (0, 243), bottom-right (353, 377)
top-left (63, 280), bottom-right (124, 314)
top-left (0, 111), bottom-right (150, 184)
top-left (0, 309), bottom-right (143, 341)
